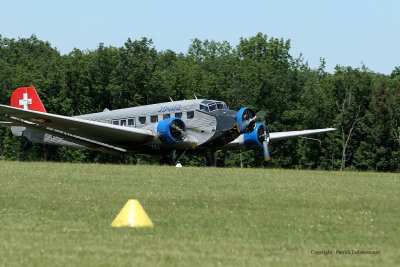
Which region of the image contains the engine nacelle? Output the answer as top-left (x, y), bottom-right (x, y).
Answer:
top-left (244, 123), bottom-right (269, 150)
top-left (157, 117), bottom-right (187, 144)
top-left (236, 107), bottom-right (257, 133)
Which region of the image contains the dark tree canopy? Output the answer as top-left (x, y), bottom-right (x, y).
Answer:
top-left (1, 33), bottom-right (400, 171)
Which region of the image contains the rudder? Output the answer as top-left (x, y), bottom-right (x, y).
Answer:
top-left (11, 86), bottom-right (46, 112)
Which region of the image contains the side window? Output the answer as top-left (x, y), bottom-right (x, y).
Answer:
top-left (163, 114), bottom-right (171, 120)
top-left (139, 117), bottom-right (146, 125)
top-left (200, 104), bottom-right (209, 112)
top-left (187, 111), bottom-right (194, 119)
top-left (128, 118), bottom-right (135, 127)
top-left (216, 102), bottom-right (224, 110)
top-left (175, 112), bottom-right (182, 118)
top-left (112, 120), bottom-right (119, 125)
top-left (151, 115), bottom-right (158, 123)
top-left (120, 119), bottom-right (127, 126)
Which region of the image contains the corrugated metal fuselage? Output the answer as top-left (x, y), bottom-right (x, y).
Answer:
top-left (22, 99), bottom-right (239, 154)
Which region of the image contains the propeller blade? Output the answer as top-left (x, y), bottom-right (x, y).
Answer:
top-left (243, 115), bottom-right (257, 128)
top-left (263, 140), bottom-right (271, 162)
top-left (170, 121), bottom-right (186, 140)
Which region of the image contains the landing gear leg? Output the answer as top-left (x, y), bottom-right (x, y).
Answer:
top-left (205, 151), bottom-right (217, 167)
top-left (160, 150), bottom-right (175, 165)
top-left (173, 150), bottom-right (186, 165)
top-left (160, 150), bottom-right (186, 166)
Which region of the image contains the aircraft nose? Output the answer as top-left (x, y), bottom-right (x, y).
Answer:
top-left (202, 109), bottom-right (240, 147)
top-left (213, 110), bottom-right (238, 131)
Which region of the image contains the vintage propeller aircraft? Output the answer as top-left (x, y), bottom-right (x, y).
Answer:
top-left (0, 86), bottom-right (335, 166)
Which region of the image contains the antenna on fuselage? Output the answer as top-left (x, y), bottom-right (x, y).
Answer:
top-left (169, 97), bottom-right (174, 102)
top-left (194, 94), bottom-right (198, 100)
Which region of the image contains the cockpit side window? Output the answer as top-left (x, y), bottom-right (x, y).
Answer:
top-left (200, 104), bottom-right (209, 112)
top-left (216, 102), bottom-right (224, 110)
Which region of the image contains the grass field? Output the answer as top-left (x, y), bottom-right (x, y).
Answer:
top-left (0, 161), bottom-right (399, 266)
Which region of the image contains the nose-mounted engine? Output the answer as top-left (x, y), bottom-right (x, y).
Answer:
top-left (236, 107), bottom-right (257, 133)
top-left (157, 117), bottom-right (187, 144)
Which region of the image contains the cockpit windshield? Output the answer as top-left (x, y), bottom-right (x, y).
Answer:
top-left (200, 100), bottom-right (227, 112)
top-left (209, 104), bottom-right (216, 112)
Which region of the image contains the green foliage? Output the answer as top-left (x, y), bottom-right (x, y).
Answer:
top-left (1, 33), bottom-right (400, 171)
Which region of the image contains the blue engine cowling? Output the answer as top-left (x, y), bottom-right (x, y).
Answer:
top-left (237, 107), bottom-right (257, 133)
top-left (244, 123), bottom-right (269, 150)
top-left (157, 117), bottom-right (187, 144)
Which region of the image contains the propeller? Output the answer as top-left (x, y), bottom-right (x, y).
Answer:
top-left (242, 115), bottom-right (257, 128)
top-left (170, 119), bottom-right (186, 141)
top-left (237, 107), bottom-right (257, 133)
top-left (262, 139), bottom-right (271, 162)
top-left (258, 123), bottom-right (271, 162)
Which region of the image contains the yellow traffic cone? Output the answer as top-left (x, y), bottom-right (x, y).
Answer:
top-left (111, 199), bottom-right (154, 228)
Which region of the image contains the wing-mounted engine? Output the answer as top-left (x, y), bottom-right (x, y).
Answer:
top-left (157, 117), bottom-right (187, 144)
top-left (236, 107), bottom-right (257, 133)
top-left (244, 123), bottom-right (271, 162)
top-left (244, 123), bottom-right (268, 149)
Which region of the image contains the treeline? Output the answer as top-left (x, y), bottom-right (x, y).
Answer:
top-left (1, 33), bottom-right (400, 171)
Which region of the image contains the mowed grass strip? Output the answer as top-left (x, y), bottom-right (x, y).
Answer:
top-left (0, 161), bottom-right (399, 266)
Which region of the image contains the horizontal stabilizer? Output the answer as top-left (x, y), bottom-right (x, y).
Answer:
top-left (1, 115), bottom-right (127, 155)
top-left (0, 121), bottom-right (15, 126)
top-left (0, 104), bottom-right (155, 150)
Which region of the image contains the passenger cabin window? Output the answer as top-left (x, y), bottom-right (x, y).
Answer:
top-left (175, 112), bottom-right (182, 118)
top-left (163, 114), bottom-right (171, 120)
top-left (128, 118), bottom-right (135, 127)
top-left (112, 120), bottom-right (119, 125)
top-left (151, 115), bottom-right (158, 123)
top-left (139, 117), bottom-right (146, 124)
top-left (120, 119), bottom-right (127, 126)
top-left (187, 111), bottom-right (194, 119)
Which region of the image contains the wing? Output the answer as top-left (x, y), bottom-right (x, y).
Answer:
top-left (269, 128), bottom-right (336, 141)
top-left (0, 104), bottom-right (155, 150)
top-left (220, 127), bottom-right (336, 151)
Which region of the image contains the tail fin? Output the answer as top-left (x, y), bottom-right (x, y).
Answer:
top-left (11, 86), bottom-right (47, 113)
